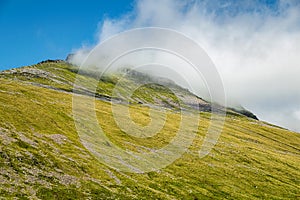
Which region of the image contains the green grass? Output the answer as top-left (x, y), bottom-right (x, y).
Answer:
top-left (0, 61), bottom-right (299, 199)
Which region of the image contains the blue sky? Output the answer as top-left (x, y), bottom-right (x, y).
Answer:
top-left (0, 0), bottom-right (281, 70)
top-left (0, 0), bottom-right (133, 70)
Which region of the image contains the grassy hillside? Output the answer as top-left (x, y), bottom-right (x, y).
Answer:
top-left (0, 61), bottom-right (299, 199)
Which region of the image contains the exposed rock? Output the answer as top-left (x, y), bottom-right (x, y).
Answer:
top-left (231, 107), bottom-right (259, 120)
top-left (46, 134), bottom-right (69, 145)
top-left (37, 59), bottom-right (64, 64)
top-left (66, 54), bottom-right (75, 62)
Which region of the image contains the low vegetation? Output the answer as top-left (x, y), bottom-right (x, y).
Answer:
top-left (0, 61), bottom-right (299, 199)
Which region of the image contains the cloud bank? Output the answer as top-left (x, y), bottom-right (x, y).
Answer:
top-left (70, 0), bottom-right (300, 132)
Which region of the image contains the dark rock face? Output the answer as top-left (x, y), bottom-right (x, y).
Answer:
top-left (37, 59), bottom-right (64, 64)
top-left (231, 108), bottom-right (259, 120)
top-left (238, 110), bottom-right (259, 120)
top-left (66, 54), bottom-right (74, 62)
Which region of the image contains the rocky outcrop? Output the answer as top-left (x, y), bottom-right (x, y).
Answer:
top-left (37, 59), bottom-right (64, 64)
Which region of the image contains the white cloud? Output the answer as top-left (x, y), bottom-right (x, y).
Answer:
top-left (294, 110), bottom-right (300, 123)
top-left (70, 0), bottom-right (300, 132)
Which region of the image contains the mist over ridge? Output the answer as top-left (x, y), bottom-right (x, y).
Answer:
top-left (69, 0), bottom-right (300, 132)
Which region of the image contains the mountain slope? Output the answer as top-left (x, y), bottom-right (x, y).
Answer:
top-left (0, 61), bottom-right (299, 199)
